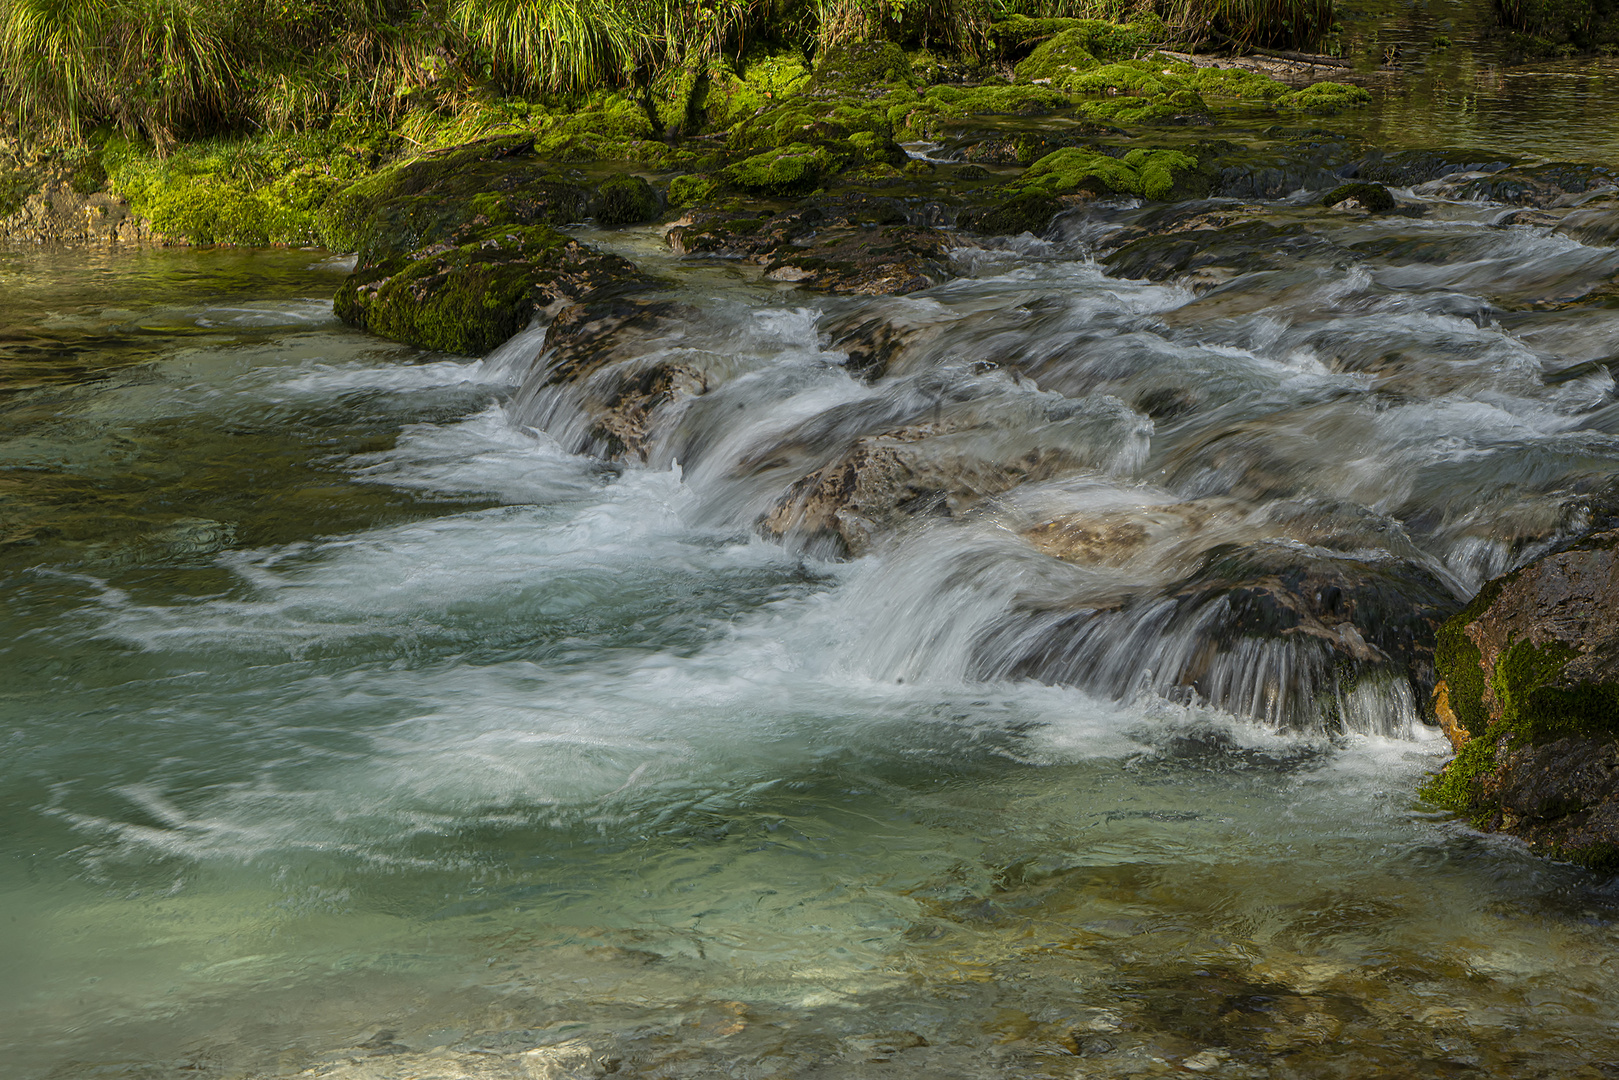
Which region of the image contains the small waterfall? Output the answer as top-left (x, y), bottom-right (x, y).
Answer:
top-left (492, 194), bottom-right (1619, 738)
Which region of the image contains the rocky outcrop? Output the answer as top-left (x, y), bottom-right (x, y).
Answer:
top-left (667, 196), bottom-right (955, 295)
top-left (329, 137), bottom-right (654, 354)
top-left (1423, 531), bottom-right (1619, 869)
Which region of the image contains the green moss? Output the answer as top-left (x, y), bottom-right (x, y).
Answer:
top-left (702, 49), bottom-right (813, 131)
top-left (1280, 82), bottom-right (1372, 113)
top-left (1418, 733), bottom-right (1499, 821)
top-left (1058, 61), bottom-right (1209, 124)
top-left (1322, 181), bottom-right (1396, 212)
top-left (335, 223), bottom-right (571, 356)
top-left (721, 143), bottom-right (837, 195)
top-left (1013, 28), bottom-right (1100, 87)
top-left (669, 173), bottom-right (720, 207)
top-left (1009, 146), bottom-right (1204, 201)
top-left (104, 131), bottom-right (376, 246)
top-left (594, 173), bottom-right (660, 226)
top-left (1185, 66), bottom-right (1291, 102)
top-left (808, 42), bottom-right (914, 93)
top-left (0, 166), bottom-right (39, 218)
top-left (894, 83), bottom-right (1071, 139)
top-left (990, 16), bottom-right (1164, 60)
top-left (1433, 577), bottom-right (1507, 736)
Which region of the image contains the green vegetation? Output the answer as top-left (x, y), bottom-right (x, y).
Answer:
top-left (1497, 0), bottom-right (1619, 55)
top-left (1009, 145), bottom-right (1205, 199)
top-left (0, 0), bottom-right (1344, 151)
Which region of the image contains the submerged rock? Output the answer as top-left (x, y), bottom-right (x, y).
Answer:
top-left (1423, 530), bottom-right (1619, 869)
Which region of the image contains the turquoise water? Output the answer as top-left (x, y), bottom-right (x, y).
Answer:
top-left (5, 177), bottom-right (1619, 1074)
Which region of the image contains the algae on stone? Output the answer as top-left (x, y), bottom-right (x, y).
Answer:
top-left (722, 143), bottom-right (838, 195)
top-left (1009, 146), bottom-right (1205, 201)
top-left (594, 173), bottom-right (660, 226)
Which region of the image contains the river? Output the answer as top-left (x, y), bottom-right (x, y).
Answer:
top-left (7, 34), bottom-right (1619, 1079)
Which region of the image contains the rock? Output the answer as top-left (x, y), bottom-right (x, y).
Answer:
top-left (592, 173), bottom-right (660, 226)
top-left (757, 421), bottom-right (1075, 558)
top-left (335, 224), bottom-right (650, 355)
top-left (1422, 530), bottom-right (1619, 869)
top-left (328, 137), bottom-right (652, 353)
top-left (990, 531), bottom-right (1456, 729)
top-left (1430, 161), bottom-right (1619, 208)
top-left (1322, 181), bottom-right (1395, 213)
top-left (668, 197), bottom-right (954, 295)
top-left (514, 297), bottom-right (707, 461)
top-left (1555, 198), bottom-right (1619, 246)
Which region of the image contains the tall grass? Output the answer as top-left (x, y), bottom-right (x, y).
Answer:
top-left (0, 0), bottom-right (1337, 145)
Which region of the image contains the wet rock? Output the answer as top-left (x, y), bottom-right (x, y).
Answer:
top-left (520, 297), bottom-right (707, 461)
top-left (758, 421), bottom-right (1074, 557)
top-left (1555, 198), bottom-right (1619, 246)
top-left (668, 197), bottom-right (954, 295)
top-left (335, 224), bottom-right (650, 355)
top-left (592, 173), bottom-right (660, 226)
top-left (1102, 219), bottom-right (1336, 284)
top-left (990, 532), bottom-right (1455, 730)
top-left (1431, 161), bottom-right (1619, 208)
top-left (1422, 530), bottom-right (1619, 869)
top-left (1322, 181), bottom-right (1395, 213)
top-left (328, 137), bottom-right (653, 353)
top-left (1349, 148), bottom-right (1516, 187)
top-left (955, 192), bottom-right (1068, 237)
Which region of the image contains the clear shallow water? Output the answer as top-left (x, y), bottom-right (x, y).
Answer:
top-left (5, 193), bottom-right (1619, 1078)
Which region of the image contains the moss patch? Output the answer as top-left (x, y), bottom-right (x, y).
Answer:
top-left (669, 173), bottom-right (721, 207)
top-left (104, 131), bottom-right (378, 246)
top-left (1280, 82), bottom-right (1373, 113)
top-left (722, 143), bottom-right (838, 195)
top-left (1010, 147), bottom-right (1205, 201)
top-left (595, 174), bottom-right (660, 226)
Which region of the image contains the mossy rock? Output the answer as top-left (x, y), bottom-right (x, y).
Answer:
top-left (1280, 82), bottom-right (1372, 113)
top-left (728, 93), bottom-right (906, 159)
top-left (700, 49), bottom-right (813, 131)
top-left (1009, 147), bottom-right (1207, 201)
top-left (317, 136), bottom-right (592, 259)
top-left (1322, 181), bottom-right (1395, 212)
top-left (594, 173), bottom-right (660, 226)
top-left (1422, 529), bottom-right (1619, 868)
top-left (669, 173), bottom-right (721, 207)
top-left (990, 16), bottom-right (1164, 60)
top-left (1013, 27), bottom-right (1101, 87)
top-left (893, 84), bottom-right (1070, 139)
top-left (721, 143), bottom-right (838, 195)
top-left (1185, 66), bottom-right (1291, 102)
top-left (1059, 61), bottom-right (1210, 124)
top-left (335, 223), bottom-right (648, 355)
top-left (808, 41), bottom-right (914, 94)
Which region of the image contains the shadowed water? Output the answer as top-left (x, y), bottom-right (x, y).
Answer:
top-left (4, 167), bottom-right (1619, 1078)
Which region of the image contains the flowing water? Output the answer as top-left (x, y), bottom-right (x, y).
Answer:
top-left (8, 109), bottom-right (1619, 1077)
